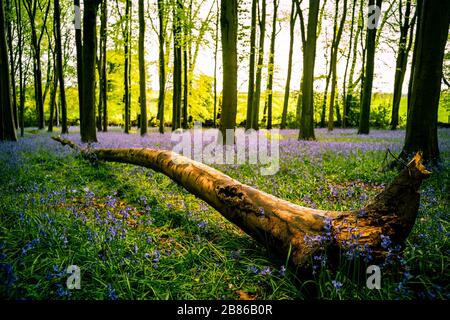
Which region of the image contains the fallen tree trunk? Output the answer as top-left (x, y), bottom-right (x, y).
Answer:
top-left (52, 136), bottom-right (430, 268)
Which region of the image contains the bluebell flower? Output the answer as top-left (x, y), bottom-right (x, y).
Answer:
top-left (133, 243), bottom-right (138, 255)
top-left (380, 235), bottom-right (391, 249)
top-left (107, 284), bottom-right (118, 300)
top-left (247, 265), bottom-right (259, 274)
top-left (198, 220), bottom-right (208, 229)
top-left (332, 280), bottom-right (343, 291)
top-left (279, 265), bottom-right (286, 276)
top-left (260, 267), bottom-right (272, 276)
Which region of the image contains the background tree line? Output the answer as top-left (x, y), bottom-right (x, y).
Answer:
top-left (0, 0), bottom-right (449, 161)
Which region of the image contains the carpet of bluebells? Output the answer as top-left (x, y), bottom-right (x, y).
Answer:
top-left (0, 127), bottom-right (449, 300)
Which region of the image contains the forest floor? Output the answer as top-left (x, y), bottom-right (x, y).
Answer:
top-left (0, 127), bottom-right (449, 300)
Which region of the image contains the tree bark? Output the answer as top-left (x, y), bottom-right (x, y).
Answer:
top-left (123, 0), bottom-right (131, 134)
top-left (54, 0), bottom-right (68, 134)
top-left (74, 0), bottom-right (83, 126)
top-left (358, 0), bottom-right (382, 135)
top-left (0, 0), bottom-right (16, 141)
top-left (80, 0), bottom-right (100, 143)
top-left (246, 0), bottom-right (257, 130)
top-left (281, 1), bottom-right (297, 130)
top-left (328, 0), bottom-right (347, 131)
top-left (251, 0), bottom-right (266, 131)
top-left (157, 0), bottom-right (165, 134)
top-left (52, 136), bottom-right (431, 270)
top-left (100, 0), bottom-right (108, 132)
top-left (5, 0), bottom-right (17, 129)
top-left (219, 0), bottom-right (238, 144)
top-left (298, 0), bottom-right (320, 141)
top-left (390, 0), bottom-right (415, 130)
top-left (138, 0), bottom-right (147, 135)
top-left (402, 0), bottom-right (449, 162)
top-left (172, 0), bottom-right (182, 131)
top-left (265, 0), bottom-right (278, 130)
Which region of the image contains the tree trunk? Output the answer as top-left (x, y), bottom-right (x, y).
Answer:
top-left (47, 64), bottom-right (57, 133)
top-left (219, 0), bottom-right (238, 144)
top-left (342, 0), bottom-right (357, 128)
top-left (14, 0), bottom-right (24, 137)
top-left (182, 38), bottom-right (188, 129)
top-left (5, 0), bottom-right (17, 129)
top-left (54, 0), bottom-right (68, 134)
top-left (0, 0), bottom-right (16, 141)
top-left (213, 0), bottom-right (218, 128)
top-left (251, 0), bottom-right (266, 131)
top-left (80, 0), bottom-right (99, 143)
top-left (298, 0), bottom-right (320, 141)
top-left (52, 136), bottom-right (431, 271)
top-left (138, 0), bottom-right (147, 135)
top-left (320, 51), bottom-right (332, 128)
top-left (390, 0), bottom-right (415, 130)
top-left (358, 0), bottom-right (382, 135)
top-left (281, 1), bottom-right (296, 130)
top-left (328, 0), bottom-right (347, 131)
top-left (402, 0), bottom-right (449, 162)
top-left (245, 0), bottom-right (257, 130)
top-left (172, 0), bottom-right (182, 131)
top-left (157, 0), bottom-right (165, 134)
top-left (123, 0), bottom-right (131, 134)
top-left (101, 0), bottom-right (108, 132)
top-left (74, 0), bottom-right (83, 127)
top-left (265, 0), bottom-right (278, 130)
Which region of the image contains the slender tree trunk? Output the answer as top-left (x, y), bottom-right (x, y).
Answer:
top-left (172, 0), bottom-right (182, 131)
top-left (123, 0), bottom-right (131, 133)
top-left (213, 0), bottom-right (218, 128)
top-left (320, 51), bottom-right (332, 128)
top-left (342, 0), bottom-right (357, 128)
top-left (138, 0), bottom-right (147, 135)
top-left (14, 0), bottom-right (24, 137)
top-left (265, 0), bottom-right (278, 130)
top-left (0, 0), bottom-right (16, 140)
top-left (390, 0), bottom-right (415, 130)
top-left (328, 0), bottom-right (347, 131)
top-left (294, 0), bottom-right (306, 127)
top-left (298, 0), bottom-right (320, 140)
top-left (182, 35), bottom-right (188, 129)
top-left (80, 0), bottom-right (100, 143)
top-left (219, 0), bottom-right (238, 144)
top-left (96, 54), bottom-right (103, 132)
top-left (157, 0), bottom-right (165, 133)
top-left (358, 0), bottom-right (382, 135)
top-left (5, 0), bottom-right (17, 129)
top-left (101, 0), bottom-right (107, 132)
top-left (402, 0), bottom-right (449, 162)
top-left (54, 0), bottom-right (68, 134)
top-left (251, 0), bottom-right (266, 130)
top-left (74, 0), bottom-right (83, 127)
top-left (48, 64), bottom-right (57, 132)
top-left (281, 2), bottom-right (297, 129)
top-left (246, 0), bottom-right (257, 129)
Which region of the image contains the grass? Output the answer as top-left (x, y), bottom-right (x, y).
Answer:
top-left (0, 128), bottom-right (449, 300)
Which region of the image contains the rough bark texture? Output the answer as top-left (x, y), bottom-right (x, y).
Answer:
top-left (219, 0), bottom-right (238, 144)
top-left (52, 137), bottom-right (430, 269)
top-left (80, 0), bottom-right (99, 143)
top-left (54, 0), bottom-right (68, 134)
top-left (245, 0), bottom-right (257, 130)
top-left (0, 0), bottom-right (16, 141)
top-left (157, 0), bottom-right (165, 134)
top-left (358, 0), bottom-right (382, 135)
top-left (298, 0), bottom-right (320, 140)
top-left (251, 0), bottom-right (266, 131)
top-left (74, 0), bottom-right (83, 125)
top-left (280, 1), bottom-right (296, 130)
top-left (402, 0), bottom-right (449, 161)
top-left (138, 0), bottom-right (147, 135)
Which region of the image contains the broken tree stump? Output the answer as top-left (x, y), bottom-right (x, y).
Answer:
top-left (52, 136), bottom-right (431, 269)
